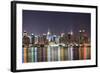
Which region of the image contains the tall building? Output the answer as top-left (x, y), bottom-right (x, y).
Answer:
top-left (43, 34), bottom-right (48, 45)
top-left (67, 30), bottom-right (74, 44)
top-left (55, 36), bottom-right (60, 44)
top-left (23, 31), bottom-right (30, 47)
top-left (31, 33), bottom-right (35, 46)
top-left (47, 29), bottom-right (52, 42)
top-left (79, 29), bottom-right (88, 44)
top-left (34, 35), bottom-right (38, 45)
top-left (59, 33), bottom-right (67, 45)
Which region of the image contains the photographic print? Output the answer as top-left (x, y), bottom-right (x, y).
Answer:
top-left (11, 1), bottom-right (97, 72)
top-left (22, 10), bottom-right (91, 63)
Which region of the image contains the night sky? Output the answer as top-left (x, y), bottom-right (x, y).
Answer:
top-left (23, 10), bottom-right (91, 37)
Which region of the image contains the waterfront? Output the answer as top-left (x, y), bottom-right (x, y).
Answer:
top-left (22, 44), bottom-right (91, 63)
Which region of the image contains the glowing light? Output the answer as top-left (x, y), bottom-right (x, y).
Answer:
top-left (31, 33), bottom-right (34, 35)
top-left (70, 31), bottom-right (73, 35)
top-left (79, 30), bottom-right (82, 32)
top-left (82, 29), bottom-right (85, 32)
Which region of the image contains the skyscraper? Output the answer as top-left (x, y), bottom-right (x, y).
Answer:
top-left (47, 29), bottom-right (52, 42)
top-left (31, 33), bottom-right (35, 46)
top-left (67, 30), bottom-right (74, 44)
top-left (23, 31), bottom-right (30, 47)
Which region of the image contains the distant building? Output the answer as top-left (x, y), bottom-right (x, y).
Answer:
top-left (54, 36), bottom-right (60, 44)
top-left (79, 29), bottom-right (88, 44)
top-left (31, 33), bottom-right (35, 45)
top-left (67, 30), bottom-right (74, 44)
top-left (59, 33), bottom-right (67, 45)
top-left (46, 29), bottom-right (53, 42)
top-left (34, 35), bottom-right (39, 44)
top-left (23, 31), bottom-right (30, 47)
top-left (43, 34), bottom-right (48, 45)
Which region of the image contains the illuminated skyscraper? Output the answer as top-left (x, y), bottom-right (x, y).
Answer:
top-left (34, 35), bottom-right (38, 44)
top-left (79, 29), bottom-right (86, 44)
top-left (47, 29), bottom-right (52, 42)
top-left (31, 33), bottom-right (35, 45)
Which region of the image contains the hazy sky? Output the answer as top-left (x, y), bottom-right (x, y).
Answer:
top-left (23, 10), bottom-right (91, 37)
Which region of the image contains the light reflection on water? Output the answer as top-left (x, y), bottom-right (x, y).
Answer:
top-left (22, 45), bottom-right (91, 63)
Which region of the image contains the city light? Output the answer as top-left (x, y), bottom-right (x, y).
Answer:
top-left (22, 29), bottom-right (91, 63)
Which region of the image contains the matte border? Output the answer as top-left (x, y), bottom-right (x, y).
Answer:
top-left (11, 1), bottom-right (98, 72)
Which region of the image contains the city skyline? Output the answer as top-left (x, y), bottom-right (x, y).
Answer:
top-left (22, 10), bottom-right (91, 63)
top-left (23, 10), bottom-right (91, 37)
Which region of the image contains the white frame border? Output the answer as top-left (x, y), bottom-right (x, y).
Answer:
top-left (16, 3), bottom-right (96, 70)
